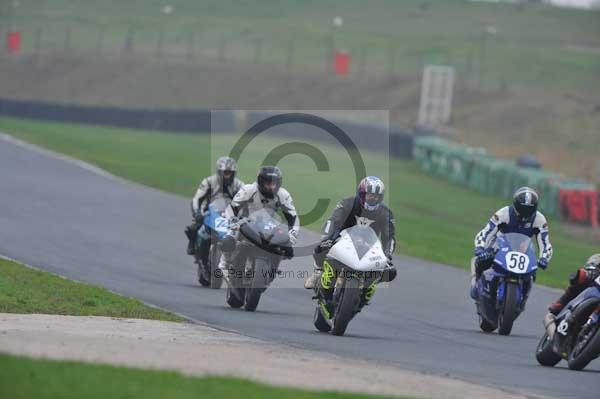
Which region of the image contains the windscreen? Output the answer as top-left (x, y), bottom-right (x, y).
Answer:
top-left (345, 225), bottom-right (380, 260)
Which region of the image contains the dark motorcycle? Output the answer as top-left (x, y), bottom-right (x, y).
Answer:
top-left (195, 197), bottom-right (230, 289)
top-left (225, 208), bottom-right (293, 312)
top-left (536, 276), bottom-right (600, 371)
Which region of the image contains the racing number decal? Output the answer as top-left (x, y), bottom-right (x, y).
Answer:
top-left (557, 319), bottom-right (569, 336)
top-left (215, 217), bottom-right (229, 232)
top-left (505, 252), bottom-right (529, 273)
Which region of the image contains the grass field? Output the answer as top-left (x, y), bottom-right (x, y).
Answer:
top-left (3, 0), bottom-right (599, 92)
top-left (0, 256), bottom-right (181, 321)
top-left (0, 353), bottom-right (403, 399)
top-left (1, 117), bottom-right (596, 289)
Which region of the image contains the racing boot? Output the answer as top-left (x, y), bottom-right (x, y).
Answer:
top-left (544, 312), bottom-right (557, 338)
top-left (304, 261), bottom-right (322, 289)
top-left (217, 252), bottom-right (233, 282)
top-left (469, 257), bottom-right (479, 300)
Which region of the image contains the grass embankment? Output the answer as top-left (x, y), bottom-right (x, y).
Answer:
top-left (4, 0), bottom-right (600, 92)
top-left (0, 353), bottom-right (403, 399)
top-left (1, 117), bottom-right (595, 288)
top-left (0, 257), bottom-right (180, 321)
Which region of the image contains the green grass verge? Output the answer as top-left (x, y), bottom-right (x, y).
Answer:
top-left (0, 257), bottom-right (181, 321)
top-left (0, 353), bottom-right (404, 399)
top-left (1, 116), bottom-right (594, 289)
top-left (4, 0), bottom-right (600, 93)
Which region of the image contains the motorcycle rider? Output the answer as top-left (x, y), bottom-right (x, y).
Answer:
top-left (217, 166), bottom-right (299, 278)
top-left (470, 186), bottom-right (553, 299)
top-left (184, 156), bottom-right (244, 256)
top-left (304, 176), bottom-right (397, 294)
top-left (547, 254), bottom-right (600, 315)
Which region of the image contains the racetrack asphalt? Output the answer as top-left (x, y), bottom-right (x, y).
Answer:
top-left (1, 134), bottom-right (598, 398)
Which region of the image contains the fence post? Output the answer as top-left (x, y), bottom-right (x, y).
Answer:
top-left (96, 26), bottom-right (105, 57)
top-left (387, 45), bottom-right (396, 79)
top-left (218, 35), bottom-right (226, 63)
top-left (34, 28), bottom-right (42, 63)
top-left (285, 36), bottom-right (295, 70)
top-left (358, 46), bottom-right (367, 77)
top-left (123, 24), bottom-right (134, 55)
top-left (186, 31), bottom-right (194, 61)
top-left (156, 30), bottom-right (164, 58)
top-left (254, 38), bottom-right (263, 64)
top-left (64, 27), bottom-right (72, 53)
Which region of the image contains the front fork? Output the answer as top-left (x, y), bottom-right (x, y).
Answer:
top-left (497, 276), bottom-right (531, 312)
top-left (317, 261), bottom-right (377, 319)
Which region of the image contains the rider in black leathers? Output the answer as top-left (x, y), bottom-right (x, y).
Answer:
top-left (304, 176), bottom-right (397, 290)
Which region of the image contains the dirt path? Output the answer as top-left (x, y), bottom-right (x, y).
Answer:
top-left (0, 313), bottom-right (539, 399)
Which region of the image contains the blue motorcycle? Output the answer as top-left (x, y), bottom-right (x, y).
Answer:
top-left (474, 233), bottom-right (539, 335)
top-left (196, 197), bottom-right (230, 289)
top-left (536, 276), bottom-right (600, 371)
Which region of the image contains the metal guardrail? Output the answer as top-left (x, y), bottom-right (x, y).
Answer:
top-left (0, 98), bottom-right (415, 159)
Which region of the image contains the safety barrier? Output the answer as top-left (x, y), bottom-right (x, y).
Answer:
top-left (414, 136), bottom-right (598, 226)
top-left (0, 98), bottom-right (415, 159)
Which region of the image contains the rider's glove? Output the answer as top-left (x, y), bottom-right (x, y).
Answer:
top-left (317, 239), bottom-right (335, 253)
top-left (382, 266), bottom-right (397, 282)
top-left (385, 253), bottom-right (393, 267)
top-left (228, 216), bottom-right (240, 232)
top-left (475, 247), bottom-right (494, 262)
top-left (193, 210), bottom-right (204, 224)
top-left (538, 257), bottom-right (548, 270)
top-left (288, 229), bottom-right (298, 246)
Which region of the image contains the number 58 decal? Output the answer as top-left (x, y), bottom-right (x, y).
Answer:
top-left (505, 251), bottom-right (529, 273)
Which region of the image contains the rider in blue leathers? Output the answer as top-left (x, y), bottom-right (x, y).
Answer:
top-left (470, 186), bottom-right (553, 299)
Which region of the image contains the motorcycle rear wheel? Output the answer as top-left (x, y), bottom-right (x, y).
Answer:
top-left (197, 262), bottom-right (210, 287)
top-left (568, 321), bottom-right (600, 371)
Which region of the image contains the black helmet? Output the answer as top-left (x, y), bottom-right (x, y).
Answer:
top-left (257, 166), bottom-right (282, 199)
top-left (216, 156), bottom-right (237, 187)
top-left (512, 186), bottom-right (539, 220)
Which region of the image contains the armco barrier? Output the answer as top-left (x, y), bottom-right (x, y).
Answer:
top-left (0, 99), bottom-right (414, 159)
top-left (0, 98), bottom-right (225, 133)
top-left (414, 136), bottom-right (597, 224)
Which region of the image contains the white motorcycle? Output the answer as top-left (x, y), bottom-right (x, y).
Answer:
top-left (313, 224), bottom-right (391, 336)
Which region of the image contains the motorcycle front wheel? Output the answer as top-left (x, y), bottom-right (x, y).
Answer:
top-left (331, 277), bottom-right (361, 336)
top-left (535, 333), bottom-right (561, 367)
top-left (498, 281), bottom-right (519, 336)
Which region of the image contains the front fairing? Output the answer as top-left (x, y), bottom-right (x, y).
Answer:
top-left (204, 197), bottom-right (231, 238)
top-left (327, 225), bottom-right (387, 272)
top-left (492, 233), bottom-right (537, 276)
top-left (240, 208), bottom-right (291, 255)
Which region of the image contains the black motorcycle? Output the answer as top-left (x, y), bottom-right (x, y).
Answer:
top-left (536, 276), bottom-right (600, 371)
top-left (224, 208), bottom-right (293, 312)
top-left (195, 197), bottom-right (230, 289)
